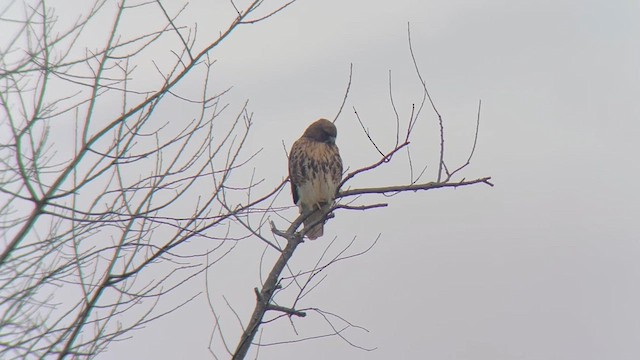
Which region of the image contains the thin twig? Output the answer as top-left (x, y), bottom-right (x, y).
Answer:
top-left (333, 63), bottom-right (353, 124)
top-left (447, 99), bottom-right (482, 180)
top-left (407, 22), bottom-right (444, 181)
top-left (353, 107), bottom-right (384, 157)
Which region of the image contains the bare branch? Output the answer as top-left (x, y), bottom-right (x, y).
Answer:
top-left (447, 99), bottom-right (482, 180)
top-left (239, 0), bottom-right (296, 25)
top-left (340, 177), bottom-right (494, 198)
top-left (407, 22), bottom-right (444, 181)
top-left (353, 107), bottom-right (385, 157)
top-left (333, 63), bottom-right (353, 124)
top-left (266, 303), bottom-right (306, 317)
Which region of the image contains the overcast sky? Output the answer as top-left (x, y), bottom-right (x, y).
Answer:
top-left (37, 0), bottom-right (640, 359)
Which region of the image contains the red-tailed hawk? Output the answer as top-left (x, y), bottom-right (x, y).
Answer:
top-left (289, 119), bottom-right (343, 240)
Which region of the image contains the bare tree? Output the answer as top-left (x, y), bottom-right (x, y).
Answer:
top-left (0, 0), bottom-right (297, 358)
top-left (228, 30), bottom-right (492, 357)
top-left (0, 1), bottom-right (490, 359)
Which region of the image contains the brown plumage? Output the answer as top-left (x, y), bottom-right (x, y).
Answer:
top-left (288, 119), bottom-right (343, 240)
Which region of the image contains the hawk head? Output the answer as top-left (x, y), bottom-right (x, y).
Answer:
top-left (303, 118), bottom-right (337, 144)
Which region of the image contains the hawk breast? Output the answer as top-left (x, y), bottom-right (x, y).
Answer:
top-left (289, 137), bottom-right (342, 213)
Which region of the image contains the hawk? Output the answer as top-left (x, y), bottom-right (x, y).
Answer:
top-left (288, 119), bottom-right (343, 240)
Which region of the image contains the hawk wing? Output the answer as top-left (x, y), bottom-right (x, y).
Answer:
top-left (288, 137), bottom-right (305, 206)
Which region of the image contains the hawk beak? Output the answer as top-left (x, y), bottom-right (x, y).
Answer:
top-left (327, 136), bottom-right (336, 144)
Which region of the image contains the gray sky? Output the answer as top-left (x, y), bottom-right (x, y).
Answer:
top-left (38, 0), bottom-right (640, 359)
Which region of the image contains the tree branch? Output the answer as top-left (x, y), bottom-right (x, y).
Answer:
top-left (231, 219), bottom-right (304, 360)
top-left (339, 177), bottom-right (494, 198)
top-left (266, 304), bottom-right (307, 318)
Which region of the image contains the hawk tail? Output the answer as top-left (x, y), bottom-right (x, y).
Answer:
top-left (303, 211), bottom-right (324, 240)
